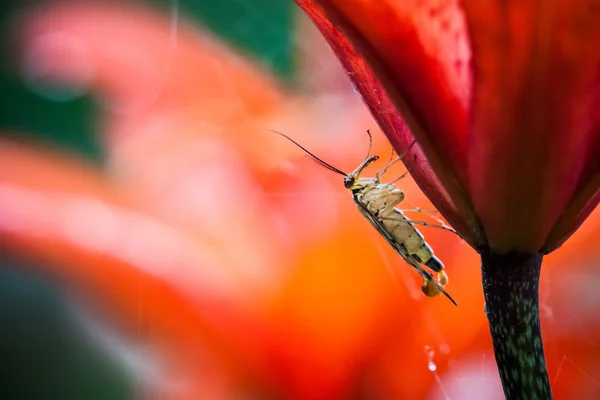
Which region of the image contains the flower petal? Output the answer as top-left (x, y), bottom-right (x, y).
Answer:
top-left (0, 139), bottom-right (284, 397)
top-left (296, 0), bottom-right (483, 246)
top-left (544, 175), bottom-right (600, 252)
top-left (462, 0), bottom-right (600, 252)
top-left (544, 116), bottom-right (600, 251)
top-left (14, 0), bottom-right (285, 143)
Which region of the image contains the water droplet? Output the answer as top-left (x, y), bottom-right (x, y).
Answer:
top-left (428, 360), bottom-right (437, 372)
top-left (424, 345), bottom-right (437, 371)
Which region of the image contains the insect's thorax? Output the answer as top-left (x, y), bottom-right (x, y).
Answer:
top-left (348, 177), bottom-right (381, 197)
top-left (350, 180), bottom-right (399, 210)
top-left (351, 181), bottom-right (402, 217)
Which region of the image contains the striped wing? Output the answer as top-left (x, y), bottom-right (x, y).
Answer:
top-left (353, 197), bottom-right (458, 306)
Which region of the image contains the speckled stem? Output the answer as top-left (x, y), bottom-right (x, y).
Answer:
top-left (481, 250), bottom-right (552, 400)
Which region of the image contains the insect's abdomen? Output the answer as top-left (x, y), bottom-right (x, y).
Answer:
top-left (383, 210), bottom-right (443, 271)
top-left (357, 183), bottom-right (444, 272)
top-left (424, 255), bottom-right (443, 272)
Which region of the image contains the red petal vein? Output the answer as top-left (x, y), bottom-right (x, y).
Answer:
top-left (463, 0), bottom-right (600, 252)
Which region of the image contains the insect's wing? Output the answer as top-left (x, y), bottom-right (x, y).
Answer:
top-left (353, 198), bottom-right (458, 306)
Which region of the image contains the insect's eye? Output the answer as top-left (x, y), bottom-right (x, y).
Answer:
top-left (344, 177), bottom-right (354, 188)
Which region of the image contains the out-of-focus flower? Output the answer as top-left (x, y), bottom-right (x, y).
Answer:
top-left (2, 1), bottom-right (481, 399)
top-left (2, 1), bottom-right (600, 399)
top-left (295, 0), bottom-right (600, 399)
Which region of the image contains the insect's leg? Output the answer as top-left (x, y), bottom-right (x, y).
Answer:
top-left (401, 208), bottom-right (439, 213)
top-left (389, 169), bottom-right (411, 184)
top-left (409, 220), bottom-right (458, 235)
top-left (399, 208), bottom-right (458, 235)
top-left (375, 156), bottom-right (403, 183)
top-left (377, 214), bottom-right (457, 235)
top-left (386, 148), bottom-right (396, 165)
top-left (374, 147), bottom-right (396, 180)
top-left (375, 140), bottom-right (417, 183)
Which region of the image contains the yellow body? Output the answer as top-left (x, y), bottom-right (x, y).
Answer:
top-left (355, 181), bottom-right (437, 265)
top-left (271, 130), bottom-right (454, 303)
top-left (346, 163), bottom-right (451, 301)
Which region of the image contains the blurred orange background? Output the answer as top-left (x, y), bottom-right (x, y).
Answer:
top-left (1, 1), bottom-right (599, 399)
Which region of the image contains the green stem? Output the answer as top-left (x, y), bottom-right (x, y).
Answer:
top-left (480, 250), bottom-right (552, 400)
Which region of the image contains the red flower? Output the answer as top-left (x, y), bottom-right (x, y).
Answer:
top-left (296, 1), bottom-right (600, 399)
top-left (296, 0), bottom-right (600, 254)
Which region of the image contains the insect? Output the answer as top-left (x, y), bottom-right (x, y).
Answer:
top-left (271, 130), bottom-right (458, 306)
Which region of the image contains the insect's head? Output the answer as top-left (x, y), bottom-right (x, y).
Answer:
top-left (344, 155), bottom-right (379, 190)
top-left (343, 176), bottom-right (354, 189)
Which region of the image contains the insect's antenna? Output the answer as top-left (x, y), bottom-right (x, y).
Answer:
top-left (266, 129), bottom-right (347, 176)
top-left (365, 129), bottom-right (373, 159)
